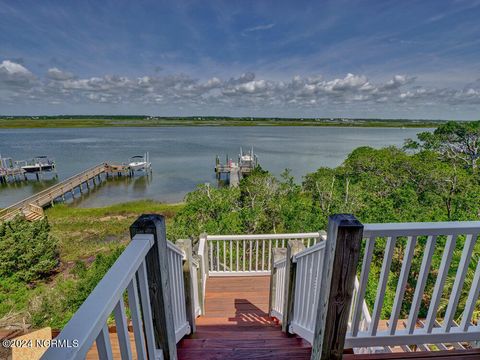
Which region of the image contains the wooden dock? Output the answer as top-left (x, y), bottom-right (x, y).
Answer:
top-left (0, 162), bottom-right (134, 222)
top-left (215, 148), bottom-right (258, 187)
top-left (0, 167), bottom-right (26, 184)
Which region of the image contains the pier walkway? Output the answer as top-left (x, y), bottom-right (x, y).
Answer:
top-left (0, 163), bottom-right (120, 222)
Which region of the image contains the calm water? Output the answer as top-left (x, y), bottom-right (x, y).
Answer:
top-left (0, 127), bottom-right (427, 208)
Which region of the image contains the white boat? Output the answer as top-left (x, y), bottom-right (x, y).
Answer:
top-left (21, 156), bottom-right (55, 173)
top-left (128, 152), bottom-right (151, 172)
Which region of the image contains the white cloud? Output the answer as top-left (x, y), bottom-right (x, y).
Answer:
top-left (0, 60), bottom-right (35, 85)
top-left (1, 59), bottom-right (480, 116)
top-left (47, 67), bottom-right (74, 81)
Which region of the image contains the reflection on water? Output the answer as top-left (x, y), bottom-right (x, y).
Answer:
top-left (0, 126), bottom-right (428, 207)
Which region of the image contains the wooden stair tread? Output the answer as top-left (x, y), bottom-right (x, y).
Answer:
top-left (178, 276), bottom-right (312, 359)
top-left (177, 348), bottom-right (311, 360)
top-left (178, 338), bottom-right (311, 349)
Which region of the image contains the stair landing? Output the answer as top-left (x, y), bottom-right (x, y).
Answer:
top-left (178, 276), bottom-right (312, 360)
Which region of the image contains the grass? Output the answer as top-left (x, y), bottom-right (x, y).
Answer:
top-left (0, 116), bottom-right (443, 128)
top-left (46, 200), bottom-right (184, 262)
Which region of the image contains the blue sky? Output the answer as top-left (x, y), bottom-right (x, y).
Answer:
top-left (1, 0), bottom-right (480, 119)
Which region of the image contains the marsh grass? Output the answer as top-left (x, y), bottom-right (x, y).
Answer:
top-left (46, 200), bottom-right (183, 261)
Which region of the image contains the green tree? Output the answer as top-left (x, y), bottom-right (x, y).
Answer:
top-left (405, 121), bottom-right (480, 172)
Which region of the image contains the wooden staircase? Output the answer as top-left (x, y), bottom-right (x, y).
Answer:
top-left (177, 276), bottom-right (312, 360)
top-left (23, 204), bottom-right (45, 221)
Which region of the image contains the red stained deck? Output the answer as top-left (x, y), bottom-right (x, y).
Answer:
top-left (177, 275), bottom-right (312, 360)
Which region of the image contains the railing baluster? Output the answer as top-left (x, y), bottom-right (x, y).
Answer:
top-left (443, 233), bottom-right (477, 332)
top-left (230, 240), bottom-right (233, 270)
top-left (236, 240), bottom-right (239, 272)
top-left (137, 261), bottom-right (157, 359)
top-left (262, 239), bottom-right (266, 271)
top-left (256, 240), bottom-right (259, 271)
top-left (113, 299), bottom-right (133, 360)
top-left (169, 252), bottom-right (178, 328)
top-left (389, 236), bottom-right (417, 335)
top-left (96, 324), bottom-right (114, 360)
top-left (425, 234), bottom-right (457, 333)
top-left (223, 241), bottom-right (226, 270)
top-left (209, 240), bottom-right (213, 272)
top-left (369, 236), bottom-right (397, 336)
top-left (216, 241), bottom-right (220, 272)
top-left (127, 277), bottom-right (147, 360)
top-left (301, 255), bottom-right (313, 327)
top-left (406, 235), bottom-right (437, 333)
top-left (307, 252), bottom-right (317, 327)
top-left (268, 239), bottom-right (272, 271)
top-left (311, 248), bottom-right (324, 331)
top-left (249, 240), bottom-right (252, 271)
top-left (243, 239), bottom-right (246, 271)
top-left (460, 255), bottom-right (480, 331)
top-left (351, 236), bottom-right (375, 337)
top-left (178, 254), bottom-right (187, 324)
top-left (296, 258), bottom-right (306, 326)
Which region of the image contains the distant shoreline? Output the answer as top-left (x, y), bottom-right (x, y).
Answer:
top-left (0, 117), bottom-right (443, 129)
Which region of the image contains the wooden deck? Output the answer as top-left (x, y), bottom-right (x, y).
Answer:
top-left (178, 276), bottom-right (312, 359)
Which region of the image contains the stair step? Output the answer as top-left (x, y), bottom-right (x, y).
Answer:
top-left (196, 316), bottom-right (275, 326)
top-left (178, 338), bottom-right (310, 349)
top-left (23, 211), bottom-right (44, 221)
top-left (177, 348), bottom-right (311, 360)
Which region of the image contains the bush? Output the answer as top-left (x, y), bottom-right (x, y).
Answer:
top-left (31, 247), bottom-right (124, 328)
top-left (0, 217), bottom-right (58, 282)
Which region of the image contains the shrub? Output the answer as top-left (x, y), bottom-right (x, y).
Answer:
top-left (0, 217), bottom-right (58, 282)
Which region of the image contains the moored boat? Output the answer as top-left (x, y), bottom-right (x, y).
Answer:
top-left (128, 152), bottom-right (151, 172)
top-left (21, 156), bottom-right (56, 173)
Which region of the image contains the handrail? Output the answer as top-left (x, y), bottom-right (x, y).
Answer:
top-left (346, 220), bottom-right (480, 349)
top-left (42, 234), bottom-right (154, 359)
top-left (207, 232), bottom-right (324, 241)
top-left (206, 231), bottom-right (325, 276)
top-left (293, 240), bottom-right (326, 261)
top-left (167, 240), bottom-right (185, 257)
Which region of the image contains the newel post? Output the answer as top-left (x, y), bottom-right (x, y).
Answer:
top-left (130, 214), bottom-right (177, 360)
top-left (282, 240), bottom-right (305, 333)
top-left (177, 238), bottom-right (197, 334)
top-left (311, 214), bottom-right (363, 360)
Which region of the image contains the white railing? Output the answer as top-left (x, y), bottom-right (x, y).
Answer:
top-left (289, 241), bottom-right (327, 342)
top-left (43, 234), bottom-right (157, 359)
top-left (206, 232), bottom-right (325, 276)
top-left (345, 221), bottom-right (480, 349)
top-left (43, 234), bottom-right (191, 360)
top-left (166, 241), bottom-right (191, 342)
top-left (270, 257), bottom-right (287, 320)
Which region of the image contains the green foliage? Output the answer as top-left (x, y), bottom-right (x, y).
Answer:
top-left (30, 247), bottom-right (124, 328)
top-left (173, 143), bottom-right (480, 320)
top-left (0, 217), bottom-right (58, 282)
top-left (405, 120), bottom-right (480, 172)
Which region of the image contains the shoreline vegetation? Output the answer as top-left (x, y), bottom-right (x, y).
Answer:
top-left (0, 115), bottom-right (448, 129)
top-left (2, 120), bottom-right (480, 333)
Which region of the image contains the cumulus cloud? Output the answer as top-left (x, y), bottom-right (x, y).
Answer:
top-left (47, 67), bottom-right (75, 81)
top-left (1, 59), bottom-right (480, 113)
top-left (0, 60), bottom-right (35, 85)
